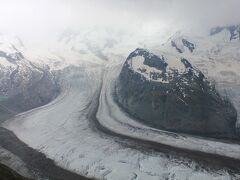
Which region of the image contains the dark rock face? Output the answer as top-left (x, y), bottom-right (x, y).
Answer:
top-left (171, 41), bottom-right (183, 53)
top-left (0, 48), bottom-right (59, 119)
top-left (210, 25), bottom-right (240, 41)
top-left (182, 39), bottom-right (195, 52)
top-left (171, 38), bottom-right (195, 53)
top-left (1, 66), bottom-right (59, 113)
top-left (116, 48), bottom-right (238, 139)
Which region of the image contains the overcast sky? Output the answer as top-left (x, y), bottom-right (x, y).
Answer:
top-left (0, 0), bottom-right (239, 44)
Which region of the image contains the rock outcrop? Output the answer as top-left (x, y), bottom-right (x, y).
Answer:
top-left (116, 48), bottom-right (238, 139)
top-left (0, 36), bottom-right (59, 121)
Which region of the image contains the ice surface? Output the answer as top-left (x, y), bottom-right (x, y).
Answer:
top-left (4, 61), bottom-right (237, 179)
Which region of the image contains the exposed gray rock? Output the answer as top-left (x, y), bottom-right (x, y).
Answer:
top-left (171, 38), bottom-right (195, 53)
top-left (0, 42), bottom-right (59, 121)
top-left (210, 25), bottom-right (240, 41)
top-left (116, 48), bottom-right (238, 139)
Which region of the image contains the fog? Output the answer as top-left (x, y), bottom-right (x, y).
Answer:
top-left (0, 0), bottom-right (239, 46)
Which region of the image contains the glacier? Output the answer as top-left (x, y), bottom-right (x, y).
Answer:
top-left (1, 27), bottom-right (240, 179)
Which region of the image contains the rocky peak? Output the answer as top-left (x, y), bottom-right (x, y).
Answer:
top-left (127, 48), bottom-right (168, 71)
top-left (124, 48), bottom-right (203, 85)
top-left (116, 48), bottom-right (238, 139)
top-left (170, 36), bottom-right (195, 53)
top-left (0, 50), bottom-right (24, 64)
top-left (0, 35), bottom-right (59, 117)
top-left (210, 25), bottom-right (240, 41)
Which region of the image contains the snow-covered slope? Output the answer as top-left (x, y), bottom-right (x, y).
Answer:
top-left (56, 28), bottom-right (135, 64)
top-left (124, 48), bottom-right (203, 83)
top-left (160, 26), bottom-right (240, 126)
top-left (0, 34), bottom-right (59, 121)
top-left (210, 25), bottom-right (240, 41)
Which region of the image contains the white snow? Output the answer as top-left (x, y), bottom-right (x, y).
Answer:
top-left (0, 57), bottom-right (15, 69)
top-left (127, 50), bottom-right (189, 83)
top-left (129, 56), bottom-right (169, 83)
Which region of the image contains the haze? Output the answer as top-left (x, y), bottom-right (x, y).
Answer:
top-left (0, 0), bottom-right (240, 46)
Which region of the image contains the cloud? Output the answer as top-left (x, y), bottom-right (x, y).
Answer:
top-left (0, 0), bottom-right (239, 44)
top-left (168, 0), bottom-right (240, 30)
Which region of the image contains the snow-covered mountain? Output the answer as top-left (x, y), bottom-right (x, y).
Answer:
top-left (210, 25), bottom-right (240, 41)
top-left (55, 27), bottom-right (172, 66)
top-left (165, 25), bottom-right (240, 132)
top-left (0, 35), bottom-right (59, 120)
top-left (160, 25), bottom-right (240, 128)
top-left (56, 28), bottom-right (134, 64)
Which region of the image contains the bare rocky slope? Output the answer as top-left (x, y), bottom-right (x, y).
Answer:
top-left (116, 47), bottom-right (238, 139)
top-left (0, 36), bottom-right (59, 121)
